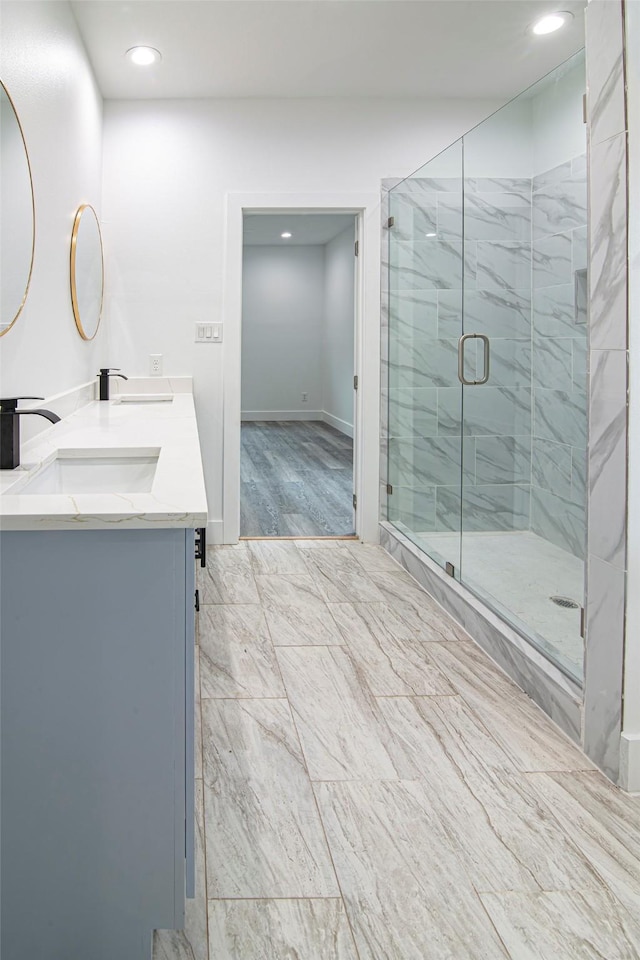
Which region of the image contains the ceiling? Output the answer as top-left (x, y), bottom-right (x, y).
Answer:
top-left (70, 0), bottom-right (586, 101)
top-left (243, 213), bottom-right (355, 245)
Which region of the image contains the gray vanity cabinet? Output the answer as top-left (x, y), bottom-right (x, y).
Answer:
top-left (0, 527), bottom-right (196, 960)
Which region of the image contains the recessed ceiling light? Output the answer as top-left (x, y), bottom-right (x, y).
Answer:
top-left (425, 232), bottom-right (437, 238)
top-left (126, 46), bottom-right (162, 66)
top-left (531, 12), bottom-right (572, 35)
top-left (281, 232), bottom-right (292, 239)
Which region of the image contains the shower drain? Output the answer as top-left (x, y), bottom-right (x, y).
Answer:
top-left (550, 596), bottom-right (580, 609)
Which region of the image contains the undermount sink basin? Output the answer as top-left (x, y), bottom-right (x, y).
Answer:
top-left (16, 449), bottom-right (160, 496)
top-left (116, 395), bottom-right (174, 404)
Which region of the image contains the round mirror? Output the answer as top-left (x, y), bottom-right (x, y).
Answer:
top-left (70, 204), bottom-right (104, 341)
top-left (1, 80), bottom-right (35, 336)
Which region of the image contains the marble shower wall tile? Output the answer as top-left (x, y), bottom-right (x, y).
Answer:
top-left (476, 241), bottom-right (531, 291)
top-left (386, 484), bottom-right (436, 531)
top-left (207, 899), bottom-right (358, 960)
top-left (530, 488), bottom-right (586, 560)
top-left (387, 387), bottom-right (439, 438)
top-left (438, 385), bottom-right (531, 438)
top-left (389, 239), bottom-right (464, 291)
top-left (533, 336), bottom-right (573, 392)
top-left (531, 438), bottom-right (573, 501)
top-left (533, 232), bottom-right (573, 287)
top-left (314, 779), bottom-right (511, 959)
top-left (584, 557), bottom-right (625, 782)
top-left (533, 284), bottom-right (585, 339)
top-left (438, 483), bottom-right (531, 534)
top-left (201, 697), bottom-right (338, 898)
top-left (439, 287), bottom-right (531, 340)
top-left (586, 0), bottom-right (626, 147)
top-left (532, 177), bottom-right (587, 240)
top-left (588, 350), bottom-right (628, 568)
top-left (388, 288), bottom-right (438, 338)
top-left (388, 337), bottom-right (458, 389)
top-left (589, 132), bottom-right (628, 351)
top-left (534, 388), bottom-right (587, 448)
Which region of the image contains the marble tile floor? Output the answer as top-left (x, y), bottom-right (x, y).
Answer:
top-left (412, 530), bottom-right (584, 679)
top-left (154, 539), bottom-right (640, 960)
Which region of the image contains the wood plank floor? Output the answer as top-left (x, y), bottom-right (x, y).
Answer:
top-left (240, 420), bottom-right (354, 537)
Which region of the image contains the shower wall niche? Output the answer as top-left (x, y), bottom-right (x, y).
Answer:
top-left (384, 51), bottom-right (587, 684)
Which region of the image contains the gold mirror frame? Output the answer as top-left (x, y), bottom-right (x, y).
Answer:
top-left (70, 203), bottom-right (104, 341)
top-left (0, 79), bottom-right (36, 337)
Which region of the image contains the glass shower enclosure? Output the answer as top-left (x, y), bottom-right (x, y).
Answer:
top-left (385, 51), bottom-right (587, 682)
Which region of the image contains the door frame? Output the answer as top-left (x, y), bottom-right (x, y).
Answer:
top-left (222, 191), bottom-right (380, 543)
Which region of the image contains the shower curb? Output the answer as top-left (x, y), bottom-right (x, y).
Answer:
top-left (379, 521), bottom-right (583, 747)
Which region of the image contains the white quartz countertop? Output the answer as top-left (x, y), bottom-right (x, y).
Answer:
top-left (0, 394), bottom-right (208, 531)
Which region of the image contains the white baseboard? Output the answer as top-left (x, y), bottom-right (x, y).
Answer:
top-left (322, 410), bottom-right (354, 438)
top-left (620, 733), bottom-right (640, 792)
top-left (241, 410), bottom-right (322, 421)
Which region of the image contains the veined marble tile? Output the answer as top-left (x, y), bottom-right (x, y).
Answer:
top-left (583, 557), bottom-right (625, 781)
top-left (528, 771), bottom-right (640, 917)
top-left (571, 445), bottom-right (587, 507)
top-left (531, 438), bottom-right (573, 501)
top-left (474, 435), bottom-right (531, 485)
top-left (532, 179), bottom-right (587, 240)
top-left (388, 436), bottom-right (464, 488)
top-left (315, 779), bottom-right (510, 959)
top-left (426, 642), bottom-right (593, 772)
top-left (438, 288), bottom-right (531, 340)
top-left (530, 487), bottom-right (585, 560)
top-left (328, 603), bottom-right (456, 696)
top-left (463, 193), bottom-right (532, 243)
top-left (202, 698), bottom-right (338, 898)
top-left (367, 571), bottom-right (471, 642)
top-left (299, 547), bottom-right (386, 602)
top-left (438, 385), bottom-right (531, 438)
top-left (276, 646), bottom-right (413, 780)
top-left (476, 241), bottom-right (531, 291)
top-left (389, 239), bottom-right (464, 291)
top-left (389, 337), bottom-right (459, 389)
top-left (485, 339), bottom-right (532, 388)
top-left (588, 349), bottom-right (627, 568)
top-left (480, 888), bottom-right (640, 960)
top-left (534, 387), bottom-right (587, 448)
top-left (388, 194), bottom-right (438, 243)
top-left (533, 283), bottom-right (584, 339)
top-left (388, 288), bottom-right (438, 339)
top-left (533, 232), bottom-right (572, 288)
top-left (474, 177), bottom-right (530, 199)
top-left (246, 539), bottom-right (310, 575)
top-left (386, 484), bottom-right (436, 531)
top-left (572, 224), bottom-right (588, 273)
top-left (452, 483), bottom-right (531, 534)
top-left (387, 387), bottom-right (439, 438)
top-left (198, 545), bottom-right (259, 604)
top-left (589, 132), bottom-right (627, 351)
top-left (255, 574), bottom-right (345, 645)
top-left (572, 337), bottom-right (588, 391)
top-left (379, 696), bottom-right (599, 893)
top-left (207, 899), bottom-right (358, 960)
top-left (533, 336), bottom-right (573, 391)
top-left (586, 0), bottom-right (626, 146)
top-left (153, 779), bottom-right (208, 960)
top-left (198, 604), bottom-right (284, 699)
top-left (533, 161), bottom-right (571, 192)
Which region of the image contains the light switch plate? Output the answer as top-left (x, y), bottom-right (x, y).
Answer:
top-left (195, 322), bottom-right (222, 343)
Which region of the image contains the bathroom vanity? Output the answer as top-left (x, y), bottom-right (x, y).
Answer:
top-left (0, 392), bottom-right (207, 960)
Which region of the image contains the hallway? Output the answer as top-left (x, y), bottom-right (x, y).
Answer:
top-left (155, 540), bottom-right (640, 960)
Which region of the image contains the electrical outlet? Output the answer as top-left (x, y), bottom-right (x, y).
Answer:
top-left (301, 392), bottom-right (308, 402)
top-left (150, 354), bottom-right (163, 376)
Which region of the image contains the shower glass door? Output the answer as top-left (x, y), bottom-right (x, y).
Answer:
top-left (386, 138), bottom-right (465, 577)
top-left (459, 54), bottom-right (587, 681)
top-left (385, 51), bottom-right (587, 684)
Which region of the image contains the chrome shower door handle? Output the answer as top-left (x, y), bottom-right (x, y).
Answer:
top-left (457, 333), bottom-right (490, 386)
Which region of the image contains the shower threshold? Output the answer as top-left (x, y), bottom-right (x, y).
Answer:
top-left (412, 530), bottom-right (584, 681)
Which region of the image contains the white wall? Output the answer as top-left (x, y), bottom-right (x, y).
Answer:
top-left (241, 244), bottom-right (325, 417)
top-left (0, 1), bottom-right (104, 406)
top-left (531, 51), bottom-right (586, 174)
top-left (102, 96), bottom-right (498, 529)
top-left (323, 224), bottom-right (355, 435)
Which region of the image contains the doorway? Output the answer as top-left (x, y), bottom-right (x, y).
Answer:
top-left (240, 212), bottom-right (357, 537)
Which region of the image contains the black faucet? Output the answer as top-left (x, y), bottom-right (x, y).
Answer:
top-left (0, 398), bottom-right (61, 470)
top-left (98, 368), bottom-right (128, 401)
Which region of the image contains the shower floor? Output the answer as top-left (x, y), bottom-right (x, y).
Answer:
top-left (411, 530), bottom-right (584, 681)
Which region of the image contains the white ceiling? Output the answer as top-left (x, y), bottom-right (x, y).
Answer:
top-left (70, 0), bottom-right (586, 102)
top-left (243, 213), bottom-right (356, 245)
